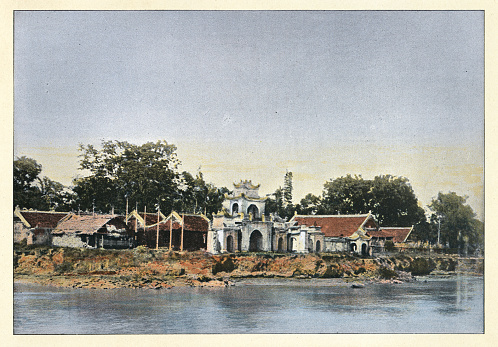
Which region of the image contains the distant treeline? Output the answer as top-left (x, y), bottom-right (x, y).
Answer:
top-left (14, 140), bottom-right (483, 252)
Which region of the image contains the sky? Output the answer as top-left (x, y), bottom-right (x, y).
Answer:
top-left (13, 11), bottom-right (484, 219)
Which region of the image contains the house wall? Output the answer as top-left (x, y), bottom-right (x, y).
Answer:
top-left (14, 222), bottom-right (30, 243)
top-left (52, 234), bottom-right (87, 248)
top-left (324, 237), bottom-right (349, 252)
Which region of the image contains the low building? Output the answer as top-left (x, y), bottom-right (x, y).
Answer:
top-left (290, 213), bottom-right (377, 256)
top-left (368, 226), bottom-right (413, 253)
top-left (127, 210), bottom-right (209, 250)
top-left (14, 208), bottom-right (70, 245)
top-left (52, 214), bottom-right (133, 249)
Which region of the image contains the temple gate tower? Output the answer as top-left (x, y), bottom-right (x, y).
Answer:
top-left (225, 180), bottom-right (267, 220)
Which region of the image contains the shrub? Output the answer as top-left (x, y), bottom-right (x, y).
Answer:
top-left (55, 261), bottom-right (74, 274)
top-left (377, 266), bottom-right (397, 279)
top-left (212, 257), bottom-right (236, 275)
top-left (354, 266), bottom-right (366, 275)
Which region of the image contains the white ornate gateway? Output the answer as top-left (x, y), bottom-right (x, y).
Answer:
top-left (207, 180), bottom-right (324, 254)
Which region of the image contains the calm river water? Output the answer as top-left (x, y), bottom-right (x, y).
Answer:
top-left (14, 275), bottom-right (483, 334)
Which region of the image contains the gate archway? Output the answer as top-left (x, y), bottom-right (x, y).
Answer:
top-left (277, 237), bottom-right (284, 252)
top-left (226, 235), bottom-right (234, 253)
top-left (361, 243), bottom-right (368, 256)
top-left (249, 230), bottom-right (263, 252)
top-left (315, 240), bottom-right (321, 252)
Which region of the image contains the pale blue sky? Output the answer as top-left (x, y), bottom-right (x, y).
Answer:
top-left (14, 11), bottom-right (484, 217)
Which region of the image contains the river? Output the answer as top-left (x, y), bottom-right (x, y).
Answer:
top-left (14, 275), bottom-right (483, 334)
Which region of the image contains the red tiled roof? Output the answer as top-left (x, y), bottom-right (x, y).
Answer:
top-left (367, 229), bottom-right (394, 239)
top-left (138, 212), bottom-right (162, 225)
top-left (379, 227), bottom-right (413, 243)
top-left (17, 211), bottom-right (69, 229)
top-left (293, 214), bottom-right (375, 237)
top-left (183, 215), bottom-right (209, 232)
top-left (158, 214), bottom-right (209, 232)
top-left (53, 214), bottom-right (126, 235)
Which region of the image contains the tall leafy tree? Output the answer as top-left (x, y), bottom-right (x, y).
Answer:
top-left (14, 156), bottom-right (43, 209)
top-left (296, 193), bottom-right (323, 215)
top-left (370, 175), bottom-right (425, 226)
top-left (283, 171), bottom-right (293, 205)
top-left (74, 140), bottom-right (180, 214)
top-left (14, 156), bottom-right (72, 211)
top-left (176, 171), bottom-right (227, 218)
top-left (321, 174), bottom-right (371, 215)
top-left (429, 192), bottom-right (483, 253)
top-left (320, 174), bottom-right (425, 227)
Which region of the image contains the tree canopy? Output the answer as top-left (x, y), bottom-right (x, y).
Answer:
top-left (73, 140), bottom-right (227, 216)
top-left (428, 192), bottom-right (483, 253)
top-left (14, 156), bottom-right (72, 211)
top-left (320, 174), bottom-right (426, 227)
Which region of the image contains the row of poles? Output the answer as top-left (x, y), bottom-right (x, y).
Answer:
top-left (126, 198), bottom-right (185, 251)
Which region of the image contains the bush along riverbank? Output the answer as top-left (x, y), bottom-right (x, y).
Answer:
top-left (14, 244), bottom-right (483, 290)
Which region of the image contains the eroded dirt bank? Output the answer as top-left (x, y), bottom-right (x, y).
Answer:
top-left (14, 245), bottom-right (483, 289)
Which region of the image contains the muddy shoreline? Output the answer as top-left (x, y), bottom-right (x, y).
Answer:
top-left (14, 245), bottom-right (483, 290)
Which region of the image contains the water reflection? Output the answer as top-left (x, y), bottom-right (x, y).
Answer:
top-left (14, 276), bottom-right (483, 334)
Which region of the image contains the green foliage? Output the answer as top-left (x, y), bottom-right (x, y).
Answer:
top-left (73, 140), bottom-right (227, 216)
top-left (321, 174), bottom-right (371, 215)
top-left (55, 261), bottom-right (74, 274)
top-left (319, 174), bottom-right (425, 228)
top-left (296, 193), bottom-right (323, 215)
top-left (265, 173), bottom-right (297, 220)
top-left (377, 266), bottom-right (398, 279)
top-left (74, 140), bottom-right (180, 214)
top-left (14, 156), bottom-right (72, 211)
top-left (283, 171), bottom-right (293, 205)
top-left (429, 192), bottom-right (483, 253)
top-left (370, 175), bottom-right (426, 227)
top-left (177, 171), bottom-right (228, 218)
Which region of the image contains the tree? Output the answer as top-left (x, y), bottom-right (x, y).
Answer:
top-left (296, 193), bottom-right (323, 215)
top-left (321, 174), bottom-right (371, 215)
top-left (14, 156), bottom-right (70, 211)
top-left (74, 140), bottom-right (180, 214)
top-left (14, 156), bottom-right (43, 209)
top-left (370, 175), bottom-right (425, 227)
top-left (73, 140), bottom-right (227, 217)
top-left (429, 192), bottom-right (483, 254)
top-left (320, 174), bottom-right (425, 227)
top-left (283, 171), bottom-right (293, 206)
top-left (176, 171), bottom-right (227, 218)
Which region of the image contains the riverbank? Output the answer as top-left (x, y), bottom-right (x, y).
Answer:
top-left (14, 245), bottom-right (483, 289)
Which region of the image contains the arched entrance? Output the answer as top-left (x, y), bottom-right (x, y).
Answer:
top-left (277, 237), bottom-right (284, 252)
top-left (361, 243), bottom-right (368, 256)
top-left (232, 203), bottom-right (239, 215)
top-left (350, 243), bottom-right (357, 253)
top-left (316, 240), bottom-right (321, 252)
top-left (226, 235), bottom-right (234, 253)
top-left (249, 230), bottom-right (263, 252)
top-left (238, 233), bottom-right (242, 251)
top-left (247, 204), bottom-right (259, 219)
